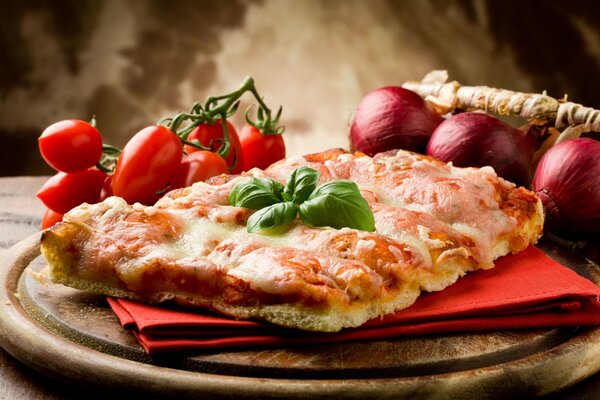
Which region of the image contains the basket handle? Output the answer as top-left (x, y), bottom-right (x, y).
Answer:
top-left (402, 70), bottom-right (600, 145)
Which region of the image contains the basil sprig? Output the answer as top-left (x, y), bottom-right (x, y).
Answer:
top-left (229, 167), bottom-right (375, 233)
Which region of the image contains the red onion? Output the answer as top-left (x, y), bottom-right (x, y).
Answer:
top-left (533, 138), bottom-right (600, 239)
top-left (426, 112), bottom-right (539, 187)
top-left (349, 87), bottom-right (443, 155)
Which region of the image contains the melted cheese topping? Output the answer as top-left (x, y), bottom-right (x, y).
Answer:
top-left (50, 149), bottom-right (543, 330)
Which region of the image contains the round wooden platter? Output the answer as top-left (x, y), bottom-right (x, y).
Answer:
top-left (2, 234), bottom-right (600, 399)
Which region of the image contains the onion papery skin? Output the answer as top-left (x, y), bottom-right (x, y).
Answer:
top-left (349, 87), bottom-right (443, 156)
top-left (426, 112), bottom-right (535, 187)
top-left (533, 138), bottom-right (600, 239)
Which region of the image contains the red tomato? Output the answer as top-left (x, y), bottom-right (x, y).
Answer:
top-left (111, 125), bottom-right (182, 205)
top-left (37, 168), bottom-right (107, 214)
top-left (41, 208), bottom-right (63, 230)
top-left (184, 119), bottom-right (244, 174)
top-left (99, 174), bottom-right (113, 201)
top-left (38, 120), bottom-right (103, 173)
top-left (239, 123), bottom-right (286, 170)
top-left (171, 151), bottom-right (229, 189)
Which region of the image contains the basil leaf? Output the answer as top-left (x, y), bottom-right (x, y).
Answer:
top-left (284, 166), bottom-right (320, 204)
top-left (298, 181), bottom-right (375, 231)
top-left (229, 177), bottom-right (284, 210)
top-left (247, 202), bottom-right (298, 233)
top-left (281, 191), bottom-right (293, 202)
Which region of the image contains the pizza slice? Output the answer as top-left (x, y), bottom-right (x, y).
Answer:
top-left (40, 149), bottom-right (544, 332)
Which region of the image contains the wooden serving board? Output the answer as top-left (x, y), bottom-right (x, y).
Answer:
top-left (2, 233), bottom-right (600, 399)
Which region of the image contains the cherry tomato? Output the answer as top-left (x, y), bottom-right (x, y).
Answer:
top-left (99, 174), bottom-right (113, 201)
top-left (37, 168), bottom-right (107, 214)
top-left (239, 123), bottom-right (286, 170)
top-left (171, 151), bottom-right (229, 189)
top-left (41, 208), bottom-right (63, 230)
top-left (111, 125), bottom-right (182, 205)
top-left (184, 119), bottom-right (244, 174)
top-left (38, 120), bottom-right (103, 173)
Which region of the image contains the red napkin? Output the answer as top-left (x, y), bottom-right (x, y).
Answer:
top-left (108, 246), bottom-right (600, 354)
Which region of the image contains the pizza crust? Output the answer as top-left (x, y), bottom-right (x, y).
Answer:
top-left (40, 149), bottom-right (544, 332)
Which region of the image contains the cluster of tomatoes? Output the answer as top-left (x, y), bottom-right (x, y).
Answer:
top-left (37, 113), bottom-right (286, 229)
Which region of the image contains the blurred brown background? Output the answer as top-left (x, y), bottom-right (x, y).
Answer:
top-left (1, 0), bottom-right (600, 177)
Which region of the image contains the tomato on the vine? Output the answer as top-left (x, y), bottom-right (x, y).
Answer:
top-left (239, 123), bottom-right (286, 170)
top-left (41, 208), bottom-right (63, 230)
top-left (111, 125), bottom-right (182, 205)
top-left (99, 174), bottom-right (113, 201)
top-left (171, 151), bottom-right (229, 189)
top-left (38, 120), bottom-right (103, 173)
top-left (37, 168), bottom-right (107, 214)
top-left (184, 119), bottom-right (244, 174)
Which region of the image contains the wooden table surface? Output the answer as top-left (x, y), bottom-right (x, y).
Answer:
top-left (1, 176), bottom-right (599, 400)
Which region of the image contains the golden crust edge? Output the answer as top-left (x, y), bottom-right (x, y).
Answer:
top-left (41, 222), bottom-right (485, 332)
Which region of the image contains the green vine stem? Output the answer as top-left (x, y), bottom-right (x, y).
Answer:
top-left (164, 76), bottom-right (284, 170)
top-left (95, 76), bottom-right (283, 174)
top-left (245, 104), bottom-right (285, 136)
top-left (96, 144), bottom-right (121, 173)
